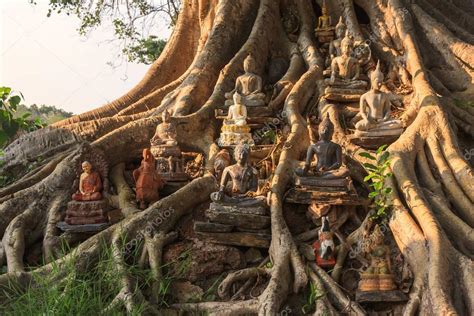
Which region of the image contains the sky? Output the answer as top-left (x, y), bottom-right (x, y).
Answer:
top-left (0, 0), bottom-right (172, 114)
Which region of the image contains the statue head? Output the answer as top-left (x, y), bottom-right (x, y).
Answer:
top-left (82, 161), bottom-right (93, 174)
top-left (341, 31), bottom-right (354, 56)
top-left (234, 142), bottom-right (251, 165)
top-left (233, 92), bottom-right (244, 105)
top-left (321, 0), bottom-right (328, 15)
top-left (335, 16), bottom-right (347, 38)
top-left (318, 113), bottom-right (334, 141)
top-left (142, 148), bottom-right (154, 162)
top-left (162, 109), bottom-right (171, 123)
top-left (243, 54), bottom-right (257, 73)
top-left (371, 60), bottom-right (384, 91)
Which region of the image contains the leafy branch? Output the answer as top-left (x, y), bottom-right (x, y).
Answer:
top-left (359, 145), bottom-right (393, 220)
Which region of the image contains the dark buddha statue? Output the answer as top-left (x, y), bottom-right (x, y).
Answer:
top-left (299, 114), bottom-right (349, 179)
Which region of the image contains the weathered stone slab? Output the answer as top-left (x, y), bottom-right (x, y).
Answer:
top-left (349, 134), bottom-right (401, 149)
top-left (194, 221), bottom-right (234, 233)
top-left (295, 176), bottom-right (350, 189)
top-left (196, 231), bottom-right (271, 248)
top-left (209, 202), bottom-right (268, 216)
top-left (66, 199), bottom-right (108, 213)
top-left (285, 187), bottom-right (366, 205)
top-left (56, 221), bottom-right (110, 233)
top-left (206, 208), bottom-right (270, 230)
top-left (324, 87), bottom-right (366, 102)
top-left (355, 290), bottom-right (408, 303)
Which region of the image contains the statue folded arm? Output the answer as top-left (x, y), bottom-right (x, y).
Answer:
top-left (304, 145), bottom-right (317, 174)
top-left (327, 145), bottom-right (343, 171)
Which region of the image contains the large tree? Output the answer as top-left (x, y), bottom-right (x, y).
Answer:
top-left (1, 0), bottom-right (473, 315)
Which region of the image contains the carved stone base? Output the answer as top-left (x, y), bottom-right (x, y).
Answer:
top-left (159, 172), bottom-right (189, 182)
top-left (324, 87), bottom-right (367, 102)
top-left (64, 199), bottom-right (109, 225)
top-left (349, 134), bottom-right (401, 149)
top-left (150, 145), bottom-right (182, 158)
top-left (218, 131), bottom-right (255, 147)
top-left (358, 274), bottom-right (397, 292)
top-left (285, 184), bottom-right (365, 205)
top-left (195, 199), bottom-right (271, 248)
top-left (354, 128), bottom-right (403, 138)
top-left (355, 290), bottom-right (408, 303)
top-left (295, 176), bottom-right (350, 190)
top-left (315, 28), bottom-right (335, 43)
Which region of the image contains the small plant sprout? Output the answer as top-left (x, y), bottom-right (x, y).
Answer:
top-left (359, 145), bottom-right (393, 220)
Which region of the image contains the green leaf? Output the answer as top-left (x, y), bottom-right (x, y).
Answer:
top-left (364, 174), bottom-right (375, 182)
top-left (373, 181), bottom-right (383, 190)
top-left (376, 144), bottom-right (388, 155)
top-left (369, 191), bottom-right (378, 198)
top-left (22, 112), bottom-right (31, 119)
top-left (0, 131), bottom-right (8, 148)
top-left (383, 187), bottom-right (393, 194)
top-left (0, 87), bottom-right (11, 98)
top-left (8, 95), bottom-right (21, 110)
top-left (363, 163), bottom-right (378, 170)
top-left (379, 151), bottom-right (390, 164)
top-left (359, 152), bottom-right (376, 160)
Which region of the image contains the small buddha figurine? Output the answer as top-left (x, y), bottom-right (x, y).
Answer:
top-left (313, 216), bottom-right (336, 268)
top-left (72, 161), bottom-right (103, 201)
top-left (211, 143), bottom-right (260, 205)
top-left (218, 93), bottom-right (254, 147)
top-left (327, 32), bottom-right (368, 90)
top-left (358, 224), bottom-right (396, 291)
top-left (329, 17), bottom-right (347, 60)
top-left (225, 93), bottom-right (248, 126)
top-left (225, 55), bottom-right (266, 107)
top-left (316, 0), bottom-right (332, 30)
top-left (355, 61), bottom-right (403, 136)
top-left (299, 114), bottom-right (349, 179)
top-left (151, 110), bottom-right (178, 146)
top-left (133, 149), bottom-right (166, 209)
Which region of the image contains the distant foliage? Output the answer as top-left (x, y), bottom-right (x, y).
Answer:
top-left (16, 104), bottom-right (73, 125)
top-left (0, 87), bottom-right (46, 148)
top-left (123, 36), bottom-right (167, 64)
top-left (359, 145), bottom-right (393, 220)
top-left (32, 0), bottom-right (181, 64)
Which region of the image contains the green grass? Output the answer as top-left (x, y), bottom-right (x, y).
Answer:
top-left (0, 240), bottom-right (196, 315)
top-left (0, 242), bottom-right (147, 316)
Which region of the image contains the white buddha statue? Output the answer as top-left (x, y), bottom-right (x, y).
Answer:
top-left (355, 61), bottom-right (403, 137)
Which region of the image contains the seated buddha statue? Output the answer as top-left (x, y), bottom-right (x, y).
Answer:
top-left (326, 32), bottom-right (368, 91)
top-left (211, 143), bottom-right (263, 206)
top-left (133, 148), bottom-right (165, 209)
top-left (298, 114), bottom-right (349, 179)
top-left (218, 93), bottom-right (254, 147)
top-left (72, 161), bottom-right (103, 201)
top-left (355, 61), bottom-right (403, 137)
top-left (150, 110), bottom-right (187, 181)
top-left (329, 17), bottom-right (347, 60)
top-left (358, 224), bottom-right (397, 292)
top-left (150, 110), bottom-right (178, 147)
top-left (224, 55), bottom-right (266, 107)
top-left (315, 0), bottom-right (335, 43)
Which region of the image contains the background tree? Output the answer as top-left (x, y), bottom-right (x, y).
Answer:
top-left (1, 0), bottom-right (473, 315)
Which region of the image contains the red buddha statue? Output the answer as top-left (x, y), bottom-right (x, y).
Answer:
top-left (133, 148), bottom-right (166, 209)
top-left (72, 161), bottom-right (103, 201)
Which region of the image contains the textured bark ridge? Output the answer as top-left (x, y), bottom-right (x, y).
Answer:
top-left (1, 0), bottom-right (473, 315)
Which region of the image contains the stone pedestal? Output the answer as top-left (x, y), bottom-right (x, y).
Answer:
top-left (349, 133), bottom-right (401, 150)
top-left (324, 86), bottom-right (366, 102)
top-left (64, 199), bottom-right (109, 225)
top-left (194, 200), bottom-right (271, 248)
top-left (355, 289), bottom-right (408, 303)
top-left (151, 144), bottom-right (189, 182)
top-left (315, 28), bottom-right (335, 43)
top-left (218, 124), bottom-right (255, 147)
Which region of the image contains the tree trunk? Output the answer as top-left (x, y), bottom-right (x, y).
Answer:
top-left (1, 0), bottom-right (473, 315)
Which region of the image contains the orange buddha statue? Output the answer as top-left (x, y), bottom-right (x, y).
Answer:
top-left (72, 161), bottom-right (103, 201)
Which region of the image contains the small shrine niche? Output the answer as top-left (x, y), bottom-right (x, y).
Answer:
top-left (57, 149), bottom-right (116, 234)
